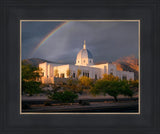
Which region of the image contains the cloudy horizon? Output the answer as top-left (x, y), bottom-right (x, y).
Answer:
top-left (22, 21), bottom-right (139, 64)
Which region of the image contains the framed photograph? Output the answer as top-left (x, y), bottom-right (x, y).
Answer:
top-left (1, 0), bottom-right (160, 134)
top-left (21, 20), bottom-right (140, 114)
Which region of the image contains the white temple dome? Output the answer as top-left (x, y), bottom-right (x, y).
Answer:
top-left (76, 47), bottom-right (93, 59)
top-left (75, 40), bottom-right (94, 66)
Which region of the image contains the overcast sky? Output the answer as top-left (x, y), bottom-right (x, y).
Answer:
top-left (22, 21), bottom-right (139, 64)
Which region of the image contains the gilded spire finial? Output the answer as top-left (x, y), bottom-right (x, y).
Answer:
top-left (83, 40), bottom-right (86, 49)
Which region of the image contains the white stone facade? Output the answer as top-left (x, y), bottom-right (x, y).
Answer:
top-left (39, 41), bottom-right (134, 84)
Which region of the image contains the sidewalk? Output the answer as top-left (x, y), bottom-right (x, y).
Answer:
top-left (22, 94), bottom-right (138, 101)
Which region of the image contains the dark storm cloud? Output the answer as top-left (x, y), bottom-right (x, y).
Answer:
top-left (22, 21), bottom-right (138, 63)
top-left (22, 21), bottom-right (65, 59)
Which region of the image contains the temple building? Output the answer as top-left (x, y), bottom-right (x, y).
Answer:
top-left (39, 41), bottom-right (134, 84)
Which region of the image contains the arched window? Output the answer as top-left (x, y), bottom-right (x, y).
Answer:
top-left (90, 60), bottom-right (91, 63)
top-left (84, 60), bottom-right (85, 63)
top-left (78, 61), bottom-right (79, 63)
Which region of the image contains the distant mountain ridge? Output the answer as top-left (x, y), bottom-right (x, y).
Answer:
top-left (112, 55), bottom-right (139, 80)
top-left (22, 58), bottom-right (59, 67)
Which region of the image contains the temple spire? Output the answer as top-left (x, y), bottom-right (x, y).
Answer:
top-left (83, 40), bottom-right (86, 49)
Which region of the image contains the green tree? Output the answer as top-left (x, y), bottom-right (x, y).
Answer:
top-left (90, 78), bottom-right (133, 102)
top-left (106, 81), bottom-right (122, 102)
top-left (22, 62), bottom-right (41, 81)
top-left (22, 61), bottom-right (42, 95)
top-left (90, 79), bottom-right (110, 96)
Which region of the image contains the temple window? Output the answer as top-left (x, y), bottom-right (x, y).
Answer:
top-left (73, 73), bottom-right (75, 78)
top-left (83, 72), bottom-right (89, 77)
top-left (122, 76), bottom-right (127, 80)
top-left (95, 74), bottom-right (97, 80)
top-left (110, 69), bottom-right (113, 75)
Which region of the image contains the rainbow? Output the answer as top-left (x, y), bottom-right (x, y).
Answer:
top-left (31, 21), bottom-right (68, 56)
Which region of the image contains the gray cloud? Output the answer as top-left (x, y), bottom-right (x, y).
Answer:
top-left (22, 21), bottom-right (138, 63)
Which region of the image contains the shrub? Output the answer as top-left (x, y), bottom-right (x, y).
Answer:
top-left (48, 91), bottom-right (78, 103)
